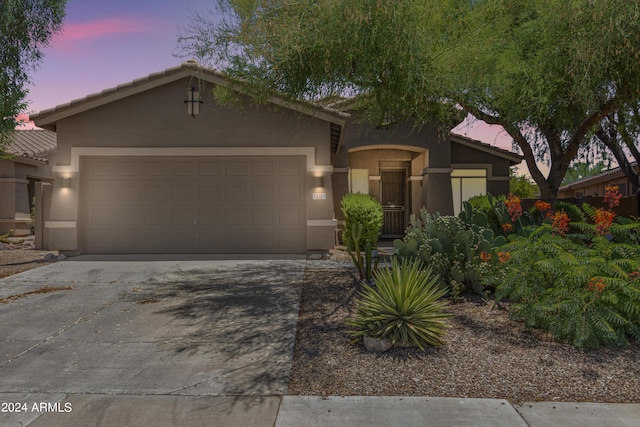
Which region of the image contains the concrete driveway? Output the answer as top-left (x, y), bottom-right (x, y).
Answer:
top-left (0, 255), bottom-right (305, 426)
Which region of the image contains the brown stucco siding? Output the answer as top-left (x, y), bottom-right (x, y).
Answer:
top-left (53, 78), bottom-right (331, 166)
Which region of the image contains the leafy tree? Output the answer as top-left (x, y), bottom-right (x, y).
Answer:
top-left (510, 169), bottom-right (538, 198)
top-left (179, 0), bottom-right (472, 125)
top-left (561, 161), bottom-right (607, 186)
top-left (180, 0), bottom-right (640, 204)
top-left (595, 104), bottom-right (640, 195)
top-left (0, 0), bottom-right (66, 148)
top-left (457, 0), bottom-right (640, 203)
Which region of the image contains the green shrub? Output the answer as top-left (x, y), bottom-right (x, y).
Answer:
top-left (341, 192), bottom-right (384, 281)
top-left (485, 231), bottom-right (640, 349)
top-left (555, 201), bottom-right (585, 223)
top-left (347, 258), bottom-right (451, 349)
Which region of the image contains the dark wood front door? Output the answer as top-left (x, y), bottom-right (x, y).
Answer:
top-left (381, 170), bottom-right (406, 237)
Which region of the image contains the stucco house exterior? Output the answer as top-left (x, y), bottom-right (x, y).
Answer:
top-left (31, 62), bottom-right (521, 254)
top-left (0, 129), bottom-right (56, 236)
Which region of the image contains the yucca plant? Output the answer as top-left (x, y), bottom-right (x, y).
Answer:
top-left (347, 258), bottom-right (451, 349)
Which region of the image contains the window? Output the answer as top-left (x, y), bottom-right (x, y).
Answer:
top-left (350, 169), bottom-right (369, 194)
top-left (451, 169), bottom-right (487, 215)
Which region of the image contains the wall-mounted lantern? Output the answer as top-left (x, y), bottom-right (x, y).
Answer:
top-left (314, 176), bottom-right (325, 188)
top-left (185, 87), bottom-right (203, 118)
top-left (61, 177), bottom-right (70, 188)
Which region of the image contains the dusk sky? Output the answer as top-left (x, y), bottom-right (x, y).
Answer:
top-left (23, 0), bottom-right (514, 151)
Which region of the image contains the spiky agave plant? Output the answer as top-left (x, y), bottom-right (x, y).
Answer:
top-left (347, 258), bottom-right (451, 349)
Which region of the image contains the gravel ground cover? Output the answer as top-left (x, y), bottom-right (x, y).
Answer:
top-left (2, 245), bottom-right (639, 403)
top-left (0, 241), bottom-right (58, 279)
top-left (288, 267), bottom-right (640, 404)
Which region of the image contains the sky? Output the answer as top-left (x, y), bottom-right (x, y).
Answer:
top-left (21, 0), bottom-right (517, 157)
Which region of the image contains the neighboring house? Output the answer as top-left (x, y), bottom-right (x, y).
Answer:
top-left (31, 62), bottom-right (521, 254)
top-left (0, 129), bottom-right (56, 236)
top-left (558, 163), bottom-right (638, 198)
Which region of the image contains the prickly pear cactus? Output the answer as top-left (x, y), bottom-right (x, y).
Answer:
top-left (395, 208), bottom-right (502, 297)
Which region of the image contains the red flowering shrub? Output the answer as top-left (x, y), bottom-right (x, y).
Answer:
top-left (594, 208), bottom-right (616, 236)
top-left (504, 194), bottom-right (522, 222)
top-left (552, 210), bottom-right (570, 236)
top-left (604, 185), bottom-right (622, 209)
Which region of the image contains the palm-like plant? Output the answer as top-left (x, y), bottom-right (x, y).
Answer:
top-left (347, 258), bottom-right (451, 349)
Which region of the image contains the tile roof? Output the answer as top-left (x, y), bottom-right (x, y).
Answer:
top-left (32, 62), bottom-right (350, 130)
top-left (4, 129), bottom-right (57, 163)
top-left (450, 133), bottom-right (523, 164)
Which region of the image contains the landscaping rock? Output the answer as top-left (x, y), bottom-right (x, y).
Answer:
top-left (43, 253), bottom-right (56, 262)
top-left (363, 335), bottom-right (393, 352)
top-left (57, 254), bottom-right (66, 261)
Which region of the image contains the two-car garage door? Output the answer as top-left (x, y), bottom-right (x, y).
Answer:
top-left (81, 156), bottom-right (306, 254)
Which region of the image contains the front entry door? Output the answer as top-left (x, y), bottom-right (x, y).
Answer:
top-left (380, 170), bottom-right (406, 238)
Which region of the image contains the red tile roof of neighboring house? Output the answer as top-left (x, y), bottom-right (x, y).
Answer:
top-left (4, 129), bottom-right (57, 163)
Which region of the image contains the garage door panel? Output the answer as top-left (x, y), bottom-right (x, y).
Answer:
top-left (117, 205), bottom-right (144, 226)
top-left (225, 160), bottom-right (250, 176)
top-left (280, 207), bottom-right (304, 225)
top-left (253, 184), bottom-right (275, 201)
top-left (171, 160), bottom-right (197, 176)
top-left (280, 160), bottom-right (304, 176)
top-left (144, 183), bottom-right (170, 201)
top-left (199, 184), bottom-right (224, 201)
top-left (171, 183), bottom-right (197, 201)
top-left (86, 206), bottom-right (114, 227)
top-left (145, 206), bottom-right (171, 225)
top-left (225, 184), bottom-right (250, 201)
top-left (87, 159), bottom-right (116, 177)
top-left (83, 156), bottom-right (306, 254)
top-left (225, 208), bottom-right (251, 225)
top-left (253, 207), bottom-right (276, 225)
top-left (253, 160), bottom-right (277, 176)
top-left (144, 160), bottom-right (172, 176)
top-left (280, 184), bottom-right (303, 201)
top-left (86, 182), bottom-right (115, 202)
top-left (279, 232), bottom-right (305, 252)
top-left (115, 183), bottom-right (142, 202)
top-left (198, 160), bottom-right (224, 175)
top-left (198, 206), bottom-right (223, 225)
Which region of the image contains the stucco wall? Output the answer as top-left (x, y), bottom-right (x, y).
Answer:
top-left (46, 77), bottom-right (337, 252)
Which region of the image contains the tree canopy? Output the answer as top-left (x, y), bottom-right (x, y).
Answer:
top-left (180, 0), bottom-right (640, 202)
top-left (0, 0), bottom-right (66, 147)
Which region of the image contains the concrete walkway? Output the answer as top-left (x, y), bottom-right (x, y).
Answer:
top-left (0, 256), bottom-right (638, 426)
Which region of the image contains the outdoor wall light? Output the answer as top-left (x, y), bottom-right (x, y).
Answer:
top-left (61, 177), bottom-right (70, 188)
top-left (185, 87), bottom-right (203, 118)
top-left (314, 176), bottom-right (325, 188)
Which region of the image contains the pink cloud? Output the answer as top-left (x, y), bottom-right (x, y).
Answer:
top-left (51, 17), bottom-right (161, 50)
top-left (452, 114), bottom-right (514, 151)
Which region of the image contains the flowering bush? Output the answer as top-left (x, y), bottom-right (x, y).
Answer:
top-left (484, 231), bottom-right (640, 349)
top-left (504, 194), bottom-right (523, 222)
top-left (604, 185), bottom-right (622, 209)
top-left (594, 208), bottom-right (616, 236)
top-left (534, 200), bottom-right (552, 219)
top-left (551, 210), bottom-right (570, 236)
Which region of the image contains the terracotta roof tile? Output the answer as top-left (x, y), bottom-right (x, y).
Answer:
top-left (4, 129), bottom-right (57, 163)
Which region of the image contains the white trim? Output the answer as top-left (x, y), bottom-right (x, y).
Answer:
top-left (45, 221), bottom-right (76, 228)
top-left (52, 146), bottom-right (332, 173)
top-left (408, 176), bottom-right (423, 181)
top-left (368, 175), bottom-right (381, 181)
top-left (0, 178), bottom-right (29, 184)
top-left (307, 219), bottom-right (338, 227)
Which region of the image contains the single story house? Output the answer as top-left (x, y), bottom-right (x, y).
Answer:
top-left (31, 62), bottom-right (522, 254)
top-left (558, 163), bottom-right (638, 198)
top-left (0, 129), bottom-right (56, 236)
